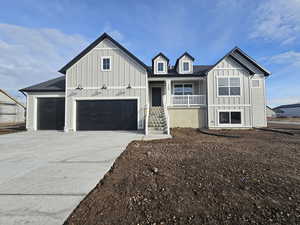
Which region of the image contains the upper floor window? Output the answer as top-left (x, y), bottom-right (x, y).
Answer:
top-left (218, 77), bottom-right (241, 96)
top-left (183, 61), bottom-right (190, 72)
top-left (252, 79), bottom-right (260, 88)
top-left (174, 84), bottom-right (193, 95)
top-left (101, 57), bottom-right (111, 71)
top-left (157, 62), bottom-right (164, 72)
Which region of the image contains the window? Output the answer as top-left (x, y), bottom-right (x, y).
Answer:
top-left (219, 111), bottom-right (241, 124)
top-left (218, 77), bottom-right (240, 96)
top-left (183, 62), bottom-right (190, 72)
top-left (252, 79), bottom-right (260, 88)
top-left (174, 84), bottom-right (193, 95)
top-left (101, 57), bottom-right (111, 71)
top-left (157, 62), bottom-right (164, 72)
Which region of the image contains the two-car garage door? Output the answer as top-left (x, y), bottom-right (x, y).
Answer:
top-left (76, 100), bottom-right (137, 130)
top-left (76, 99), bottom-right (137, 130)
top-left (37, 98), bottom-right (138, 131)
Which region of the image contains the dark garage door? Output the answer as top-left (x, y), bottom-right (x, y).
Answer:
top-left (37, 98), bottom-right (65, 130)
top-left (76, 100), bottom-right (137, 130)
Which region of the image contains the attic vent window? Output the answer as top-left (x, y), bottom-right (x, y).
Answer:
top-left (157, 62), bottom-right (164, 72)
top-left (183, 62), bottom-right (190, 72)
top-left (101, 57), bottom-right (111, 71)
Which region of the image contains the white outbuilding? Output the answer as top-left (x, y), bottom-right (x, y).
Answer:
top-left (0, 89), bottom-right (25, 125)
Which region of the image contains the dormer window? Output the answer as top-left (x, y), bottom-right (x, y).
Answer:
top-left (183, 61), bottom-right (190, 72)
top-left (157, 62), bottom-right (164, 72)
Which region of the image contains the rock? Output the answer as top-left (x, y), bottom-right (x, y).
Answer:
top-left (152, 167), bottom-right (159, 174)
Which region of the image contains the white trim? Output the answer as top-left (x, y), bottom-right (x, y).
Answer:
top-left (67, 86), bottom-right (146, 90)
top-left (181, 60), bottom-right (192, 73)
top-left (217, 109), bottom-right (244, 127)
top-left (172, 82), bottom-right (194, 95)
top-left (156, 61), bottom-right (167, 74)
top-left (101, 56), bottom-right (112, 71)
top-left (209, 104), bottom-right (251, 107)
top-left (216, 76), bottom-right (242, 97)
top-left (32, 93), bottom-right (65, 131)
top-left (148, 77), bottom-right (205, 81)
top-left (72, 96), bottom-right (140, 131)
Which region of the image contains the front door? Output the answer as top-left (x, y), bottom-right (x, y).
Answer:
top-left (152, 87), bottom-right (162, 106)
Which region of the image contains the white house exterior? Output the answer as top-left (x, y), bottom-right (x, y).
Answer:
top-left (0, 89), bottom-right (25, 125)
top-left (20, 33), bottom-right (271, 133)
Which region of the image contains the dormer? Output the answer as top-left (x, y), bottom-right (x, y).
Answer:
top-left (152, 52), bottom-right (169, 74)
top-left (175, 52), bottom-right (195, 74)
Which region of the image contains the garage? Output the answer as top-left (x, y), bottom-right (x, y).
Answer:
top-left (76, 99), bottom-right (137, 130)
top-left (37, 98), bottom-right (65, 130)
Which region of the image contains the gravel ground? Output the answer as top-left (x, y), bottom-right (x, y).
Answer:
top-left (64, 127), bottom-right (300, 225)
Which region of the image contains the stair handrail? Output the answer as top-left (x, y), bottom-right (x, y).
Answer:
top-left (162, 95), bottom-right (170, 135)
top-left (145, 103), bottom-right (149, 135)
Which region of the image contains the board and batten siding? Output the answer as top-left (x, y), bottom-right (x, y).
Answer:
top-left (0, 92), bottom-right (25, 124)
top-left (65, 38), bottom-right (148, 131)
top-left (207, 55), bottom-right (267, 128)
top-left (25, 92), bottom-right (65, 130)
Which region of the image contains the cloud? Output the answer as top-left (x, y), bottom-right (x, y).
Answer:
top-left (266, 50), bottom-right (300, 66)
top-left (250, 0), bottom-right (300, 45)
top-left (0, 24), bottom-right (88, 99)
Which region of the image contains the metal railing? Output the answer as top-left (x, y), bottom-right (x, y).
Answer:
top-left (162, 95), bottom-right (170, 135)
top-left (171, 95), bottom-right (206, 106)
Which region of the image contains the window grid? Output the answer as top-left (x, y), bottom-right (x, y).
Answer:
top-left (218, 77), bottom-right (241, 96)
top-left (174, 84), bottom-right (193, 95)
top-left (102, 57), bottom-right (111, 71)
top-left (157, 62), bottom-right (164, 72)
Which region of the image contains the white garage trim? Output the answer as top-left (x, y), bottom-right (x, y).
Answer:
top-left (32, 93), bottom-right (65, 131)
top-left (72, 96), bottom-right (140, 131)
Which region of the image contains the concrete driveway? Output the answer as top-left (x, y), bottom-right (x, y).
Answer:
top-left (0, 131), bottom-right (144, 225)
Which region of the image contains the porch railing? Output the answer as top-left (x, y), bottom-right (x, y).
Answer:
top-left (171, 95), bottom-right (206, 106)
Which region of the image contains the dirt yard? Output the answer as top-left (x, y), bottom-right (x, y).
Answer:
top-left (64, 127), bottom-right (300, 225)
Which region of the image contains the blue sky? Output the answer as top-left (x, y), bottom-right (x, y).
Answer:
top-left (0, 0), bottom-right (299, 107)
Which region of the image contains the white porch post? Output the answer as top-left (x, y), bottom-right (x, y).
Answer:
top-left (165, 79), bottom-right (171, 106)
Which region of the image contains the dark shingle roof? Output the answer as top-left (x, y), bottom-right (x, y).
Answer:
top-left (274, 103), bottom-right (300, 109)
top-left (20, 76), bottom-right (65, 92)
top-left (148, 65), bottom-right (213, 77)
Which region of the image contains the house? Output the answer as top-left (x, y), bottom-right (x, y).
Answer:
top-left (0, 89), bottom-right (25, 125)
top-left (273, 103), bottom-right (300, 117)
top-left (20, 33), bottom-right (271, 134)
top-left (266, 106), bottom-right (276, 119)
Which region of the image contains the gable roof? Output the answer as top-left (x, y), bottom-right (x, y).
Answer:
top-left (0, 89), bottom-right (25, 108)
top-left (175, 52), bottom-right (195, 69)
top-left (19, 76), bottom-right (65, 92)
top-left (274, 103), bottom-right (300, 110)
top-left (206, 47), bottom-right (271, 76)
top-left (58, 33), bottom-right (149, 74)
top-left (152, 52), bottom-right (169, 63)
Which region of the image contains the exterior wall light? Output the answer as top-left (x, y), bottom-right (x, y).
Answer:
top-left (76, 84), bottom-right (83, 90)
top-left (127, 83), bottom-right (132, 89)
top-left (101, 84), bottom-right (107, 89)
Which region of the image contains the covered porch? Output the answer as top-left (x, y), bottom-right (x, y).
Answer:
top-left (148, 78), bottom-right (207, 107)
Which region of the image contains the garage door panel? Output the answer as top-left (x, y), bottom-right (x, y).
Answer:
top-left (76, 100), bottom-right (137, 130)
top-left (37, 98), bottom-right (65, 130)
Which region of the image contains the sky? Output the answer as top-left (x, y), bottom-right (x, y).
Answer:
top-left (0, 0), bottom-right (299, 107)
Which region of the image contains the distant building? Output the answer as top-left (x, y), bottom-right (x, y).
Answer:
top-left (266, 106), bottom-right (276, 119)
top-left (0, 89), bottom-right (25, 124)
top-left (273, 103), bottom-right (300, 117)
